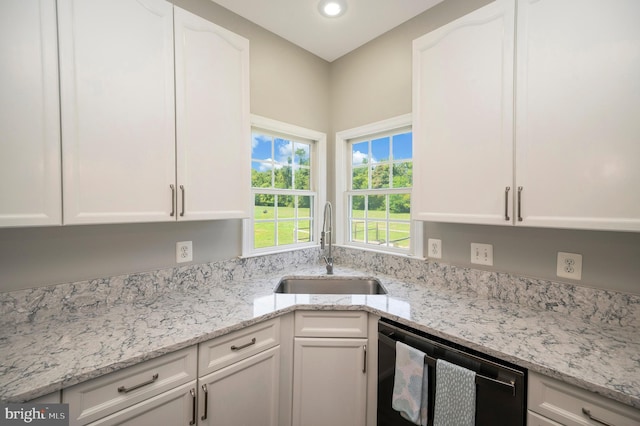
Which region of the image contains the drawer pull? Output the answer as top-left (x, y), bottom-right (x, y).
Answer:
top-left (189, 388), bottom-right (196, 425)
top-left (582, 408), bottom-right (613, 426)
top-left (201, 384), bottom-right (208, 421)
top-left (230, 337), bottom-right (256, 351)
top-left (117, 373), bottom-right (159, 393)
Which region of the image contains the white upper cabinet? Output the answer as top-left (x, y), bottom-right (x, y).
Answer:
top-left (174, 7), bottom-right (251, 220)
top-left (412, 0), bottom-right (515, 226)
top-left (58, 0), bottom-right (176, 225)
top-left (413, 0), bottom-right (640, 232)
top-left (515, 0), bottom-right (640, 231)
top-left (57, 1), bottom-right (250, 225)
top-left (0, 0), bottom-right (62, 227)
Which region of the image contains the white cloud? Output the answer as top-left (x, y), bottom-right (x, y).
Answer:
top-left (352, 150), bottom-right (375, 165)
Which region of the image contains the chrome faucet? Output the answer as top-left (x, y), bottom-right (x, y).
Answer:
top-left (321, 201), bottom-right (333, 274)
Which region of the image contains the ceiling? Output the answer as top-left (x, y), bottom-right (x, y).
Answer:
top-left (211, 0), bottom-right (445, 62)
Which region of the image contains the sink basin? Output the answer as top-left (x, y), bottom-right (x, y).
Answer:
top-left (274, 276), bottom-right (387, 295)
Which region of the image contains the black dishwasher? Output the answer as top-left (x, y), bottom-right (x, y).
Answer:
top-left (378, 319), bottom-right (526, 426)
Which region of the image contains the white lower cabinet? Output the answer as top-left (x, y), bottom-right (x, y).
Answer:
top-left (198, 347), bottom-right (280, 426)
top-left (291, 311), bottom-right (370, 426)
top-left (197, 317), bottom-right (281, 426)
top-left (87, 381), bottom-right (197, 426)
top-left (528, 371), bottom-right (640, 426)
top-left (63, 346), bottom-right (198, 426)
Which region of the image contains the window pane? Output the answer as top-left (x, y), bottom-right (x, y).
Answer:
top-left (371, 137), bottom-right (390, 163)
top-left (251, 161), bottom-right (272, 188)
top-left (351, 220), bottom-right (366, 243)
top-left (371, 164), bottom-right (390, 189)
top-left (294, 166), bottom-right (310, 190)
top-left (252, 133), bottom-right (272, 161)
top-left (254, 222), bottom-right (275, 248)
top-left (277, 220), bottom-right (295, 246)
top-left (389, 194), bottom-right (411, 218)
top-left (392, 132), bottom-right (412, 161)
top-left (368, 221), bottom-right (387, 245)
top-left (392, 162), bottom-right (412, 188)
top-left (254, 194), bottom-right (274, 218)
top-left (351, 195), bottom-right (365, 219)
top-left (352, 141), bottom-right (369, 166)
top-left (294, 143), bottom-right (310, 166)
top-left (298, 196), bottom-right (312, 218)
top-left (297, 220), bottom-right (312, 243)
top-left (275, 138), bottom-right (292, 164)
top-left (352, 166), bottom-right (368, 190)
top-left (274, 165), bottom-right (292, 189)
top-left (389, 222), bottom-right (410, 248)
top-left (368, 195), bottom-right (387, 218)
top-left (278, 195), bottom-right (294, 218)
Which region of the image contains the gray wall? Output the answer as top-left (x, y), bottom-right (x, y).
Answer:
top-left (0, 0), bottom-right (330, 292)
top-left (329, 0), bottom-right (640, 294)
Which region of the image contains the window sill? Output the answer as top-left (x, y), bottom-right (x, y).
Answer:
top-left (334, 244), bottom-right (426, 261)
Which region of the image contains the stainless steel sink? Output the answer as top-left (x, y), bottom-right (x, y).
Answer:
top-left (274, 276), bottom-right (387, 295)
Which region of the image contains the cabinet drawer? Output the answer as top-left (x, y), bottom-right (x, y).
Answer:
top-left (198, 318), bottom-right (280, 376)
top-left (528, 371), bottom-right (640, 426)
top-left (527, 410), bottom-right (563, 426)
top-left (294, 311), bottom-right (367, 338)
top-left (63, 346), bottom-right (197, 426)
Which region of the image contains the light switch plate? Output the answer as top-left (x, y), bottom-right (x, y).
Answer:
top-left (471, 243), bottom-right (493, 266)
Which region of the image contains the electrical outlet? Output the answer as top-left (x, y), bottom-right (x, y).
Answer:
top-left (428, 239), bottom-right (442, 259)
top-left (176, 241), bottom-right (193, 263)
top-left (471, 243), bottom-right (493, 266)
top-left (557, 252), bottom-right (582, 280)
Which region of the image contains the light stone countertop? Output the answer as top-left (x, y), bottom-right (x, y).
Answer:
top-left (1, 262), bottom-right (639, 412)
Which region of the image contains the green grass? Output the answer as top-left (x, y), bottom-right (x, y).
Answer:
top-left (253, 206), bottom-right (410, 249)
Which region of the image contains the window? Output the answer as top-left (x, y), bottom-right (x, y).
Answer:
top-left (336, 114), bottom-right (422, 256)
top-left (243, 115), bottom-right (326, 256)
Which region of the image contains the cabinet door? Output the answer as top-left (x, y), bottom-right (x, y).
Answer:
top-left (58, 0), bottom-right (176, 225)
top-left (86, 381), bottom-right (197, 426)
top-left (292, 338), bottom-right (367, 426)
top-left (515, 0), bottom-right (640, 231)
top-left (199, 346), bottom-right (280, 426)
top-left (412, 0), bottom-right (515, 225)
top-left (0, 0), bottom-right (61, 227)
top-left (174, 7), bottom-right (251, 221)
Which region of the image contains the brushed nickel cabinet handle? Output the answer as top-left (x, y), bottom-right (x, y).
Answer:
top-left (517, 186), bottom-right (523, 222)
top-left (180, 185), bottom-right (185, 217)
top-left (117, 373), bottom-right (158, 393)
top-left (201, 384), bottom-right (208, 421)
top-left (189, 388), bottom-right (196, 425)
top-left (504, 187), bottom-right (511, 221)
top-left (362, 344), bottom-right (367, 374)
top-left (170, 185), bottom-right (175, 217)
top-left (231, 337), bottom-right (256, 351)
top-left (582, 408), bottom-right (614, 426)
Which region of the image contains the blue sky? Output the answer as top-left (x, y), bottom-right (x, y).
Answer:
top-left (352, 132), bottom-right (412, 165)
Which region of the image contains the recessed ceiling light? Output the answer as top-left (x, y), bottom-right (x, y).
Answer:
top-left (318, 0), bottom-right (347, 18)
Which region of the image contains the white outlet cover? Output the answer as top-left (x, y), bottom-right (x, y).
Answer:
top-left (557, 252), bottom-right (582, 280)
top-left (428, 238), bottom-right (442, 259)
top-left (176, 241), bottom-right (193, 263)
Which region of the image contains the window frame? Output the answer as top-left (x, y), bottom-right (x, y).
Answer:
top-left (242, 115), bottom-right (326, 257)
top-left (335, 114), bottom-right (423, 257)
